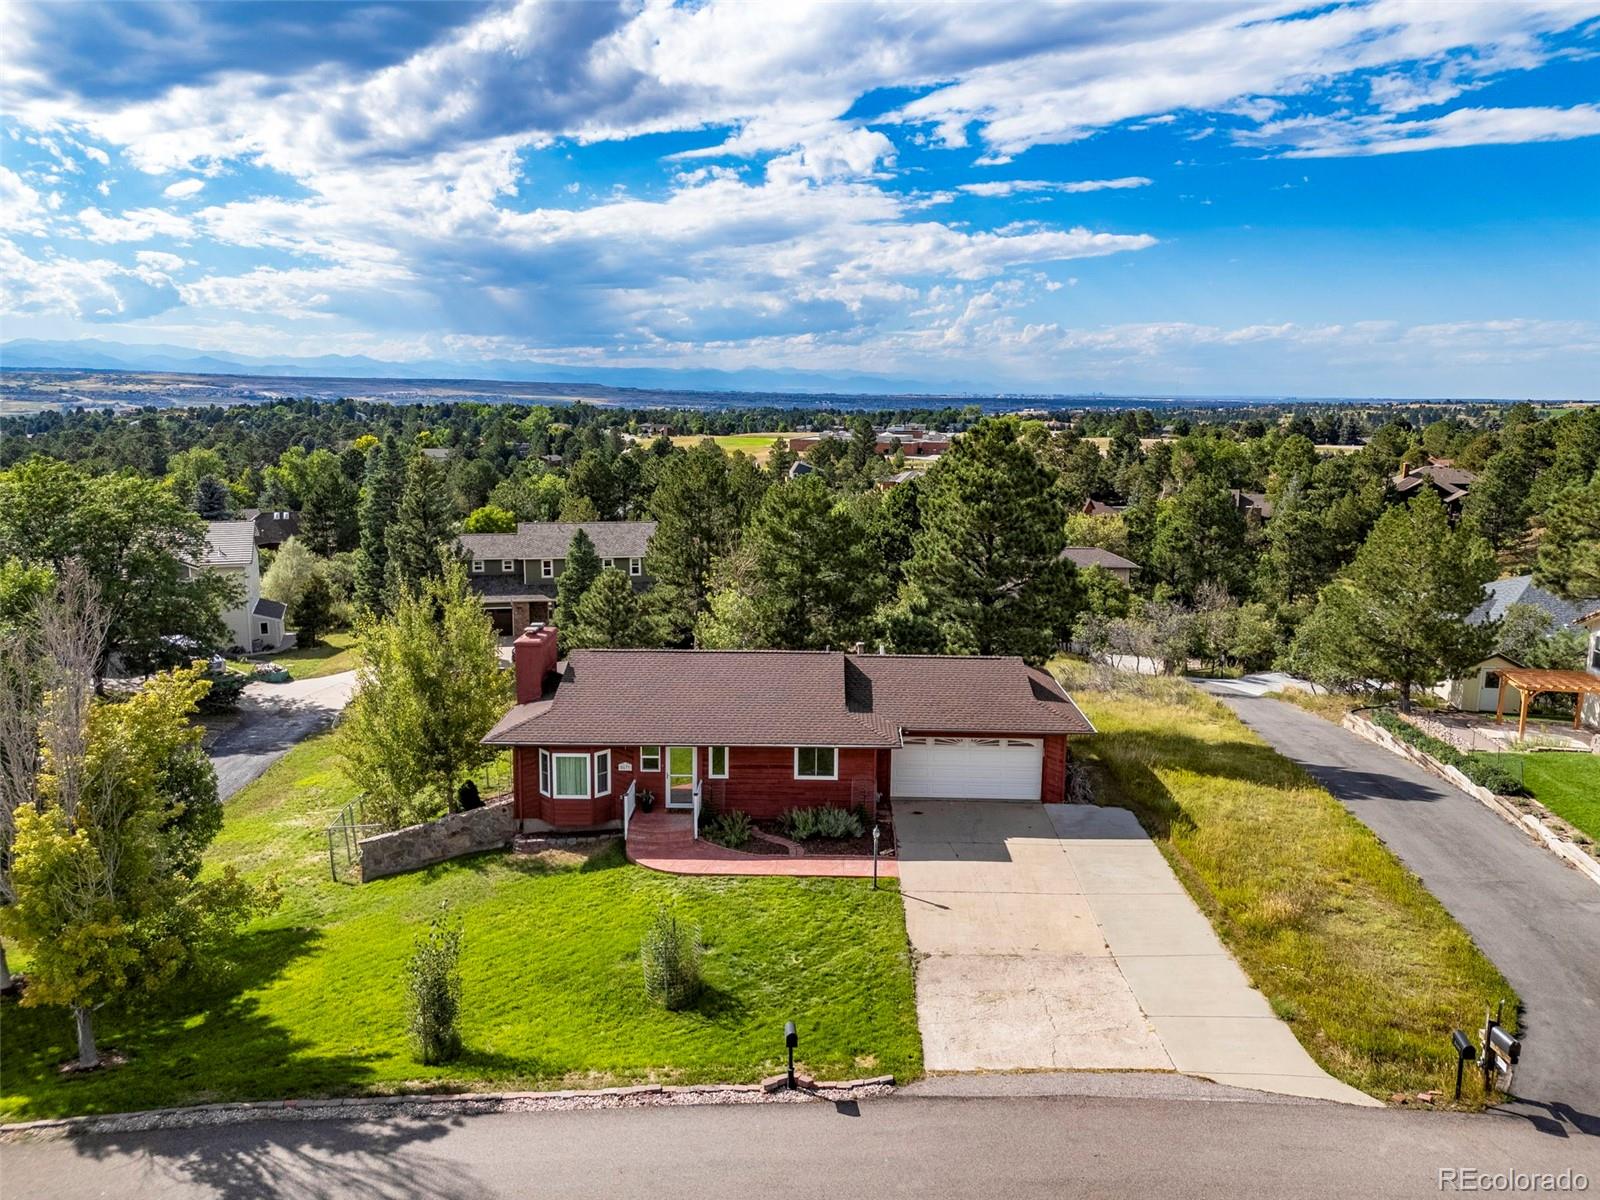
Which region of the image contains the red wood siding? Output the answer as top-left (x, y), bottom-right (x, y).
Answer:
top-left (514, 735), bottom-right (1077, 828)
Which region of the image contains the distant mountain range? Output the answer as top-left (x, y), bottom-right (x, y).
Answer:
top-left (0, 338), bottom-right (990, 397)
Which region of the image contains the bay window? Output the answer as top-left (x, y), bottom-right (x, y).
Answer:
top-left (553, 753), bottom-right (590, 799)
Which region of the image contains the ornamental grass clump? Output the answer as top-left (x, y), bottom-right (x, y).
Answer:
top-left (406, 907), bottom-right (464, 1064)
top-left (640, 907), bottom-right (702, 1010)
top-left (780, 805), bottom-right (864, 841)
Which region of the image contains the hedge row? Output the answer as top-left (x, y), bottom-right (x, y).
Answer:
top-left (1368, 709), bottom-right (1525, 796)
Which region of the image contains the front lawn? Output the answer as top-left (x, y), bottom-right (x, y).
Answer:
top-left (1059, 663), bottom-right (1516, 1104)
top-left (231, 630), bottom-right (359, 681)
top-left (1473, 752), bottom-right (1600, 843)
top-left (0, 733), bottom-right (920, 1121)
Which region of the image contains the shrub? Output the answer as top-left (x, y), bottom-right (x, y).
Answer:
top-left (1369, 709), bottom-right (1526, 796)
top-left (640, 908), bottom-right (702, 1010)
top-left (780, 805), bottom-right (864, 841)
top-left (195, 668), bottom-right (248, 714)
top-left (406, 907), bottom-right (464, 1064)
top-left (702, 808), bottom-right (752, 849)
top-left (457, 779), bottom-right (482, 811)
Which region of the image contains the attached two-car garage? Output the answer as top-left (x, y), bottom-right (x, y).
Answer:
top-left (891, 736), bottom-right (1044, 801)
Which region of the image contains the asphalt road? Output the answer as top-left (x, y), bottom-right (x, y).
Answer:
top-left (208, 671), bottom-right (356, 800)
top-left (1198, 688), bottom-right (1600, 1129)
top-left (4, 1094), bottom-right (1597, 1200)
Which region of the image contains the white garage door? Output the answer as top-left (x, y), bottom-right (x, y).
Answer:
top-left (892, 737), bottom-right (1043, 801)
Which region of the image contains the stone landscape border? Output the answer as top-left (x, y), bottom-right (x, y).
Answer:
top-left (0, 1076), bottom-right (896, 1142)
top-left (1344, 711), bottom-right (1600, 890)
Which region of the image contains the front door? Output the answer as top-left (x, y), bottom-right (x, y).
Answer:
top-left (667, 746), bottom-right (696, 809)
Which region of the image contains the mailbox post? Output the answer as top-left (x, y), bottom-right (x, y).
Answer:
top-left (871, 824), bottom-right (880, 890)
top-left (1450, 1030), bottom-right (1475, 1101)
top-left (1479, 1002), bottom-right (1521, 1096)
top-left (784, 1020), bottom-right (798, 1090)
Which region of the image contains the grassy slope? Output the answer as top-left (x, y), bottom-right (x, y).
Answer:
top-left (0, 734), bottom-right (920, 1121)
top-left (1476, 752), bottom-right (1600, 842)
top-left (230, 630), bottom-right (359, 681)
top-left (1068, 669), bottom-right (1516, 1102)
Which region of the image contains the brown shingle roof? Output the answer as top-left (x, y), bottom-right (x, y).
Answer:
top-left (485, 650), bottom-right (1093, 748)
top-left (459, 521), bottom-right (656, 561)
top-left (1060, 546), bottom-right (1139, 572)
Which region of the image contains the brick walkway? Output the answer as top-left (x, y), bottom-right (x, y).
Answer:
top-left (626, 809), bottom-right (897, 879)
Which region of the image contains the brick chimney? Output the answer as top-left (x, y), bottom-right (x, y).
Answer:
top-left (513, 623), bottom-right (559, 704)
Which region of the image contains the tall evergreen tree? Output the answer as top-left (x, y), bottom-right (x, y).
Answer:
top-left (1149, 474), bottom-right (1251, 602)
top-left (567, 568), bottom-right (662, 649)
top-left (194, 475), bottom-right (230, 519)
top-left (904, 417), bottom-right (1076, 662)
top-left (708, 475), bottom-right (880, 650)
top-left (1296, 489), bottom-right (1497, 711)
top-left (553, 528), bottom-right (601, 637)
top-left (1534, 476), bottom-right (1600, 599)
top-left (645, 442), bottom-right (742, 642)
top-left (384, 453), bottom-right (457, 599)
top-left (356, 438), bottom-right (405, 613)
top-left (300, 457), bottom-right (358, 555)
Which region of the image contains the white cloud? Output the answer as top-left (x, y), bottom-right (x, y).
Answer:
top-left (0, 166), bottom-right (49, 234)
top-left (1255, 103), bottom-right (1600, 157)
top-left (163, 178), bottom-right (205, 199)
top-left (959, 176), bottom-right (1152, 197)
top-left (75, 205), bottom-right (193, 243)
top-left (0, 235), bottom-right (181, 321)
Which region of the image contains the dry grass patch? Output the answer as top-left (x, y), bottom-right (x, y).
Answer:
top-left (1055, 661), bottom-right (1516, 1104)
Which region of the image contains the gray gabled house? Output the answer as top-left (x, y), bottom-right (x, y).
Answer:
top-left (457, 521), bottom-right (656, 634)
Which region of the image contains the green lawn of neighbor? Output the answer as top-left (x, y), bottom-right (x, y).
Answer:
top-left (231, 630), bottom-right (359, 680)
top-left (0, 732), bottom-right (920, 1121)
top-left (1059, 663), bottom-right (1517, 1105)
top-left (1473, 751), bottom-right (1600, 842)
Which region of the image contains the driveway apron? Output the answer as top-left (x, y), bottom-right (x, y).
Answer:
top-left (896, 800), bottom-right (1376, 1105)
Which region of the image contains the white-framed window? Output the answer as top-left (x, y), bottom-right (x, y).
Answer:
top-left (541, 559), bottom-right (554, 579)
top-left (594, 750), bottom-right (611, 796)
top-left (501, 559), bottom-right (513, 573)
top-left (552, 752), bottom-right (590, 799)
top-left (260, 622), bottom-right (270, 634)
top-left (794, 747), bottom-right (837, 780)
top-left (640, 746), bottom-right (661, 772)
top-left (602, 557), bottom-right (614, 570)
top-left (538, 749), bottom-right (551, 796)
top-left (630, 558), bottom-right (642, 577)
top-left (472, 559), bottom-right (484, 573)
top-left (709, 746), bottom-right (729, 778)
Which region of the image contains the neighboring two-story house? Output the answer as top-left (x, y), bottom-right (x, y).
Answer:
top-left (194, 520), bottom-right (287, 654)
top-left (458, 521), bottom-right (656, 635)
top-left (1581, 606), bottom-right (1600, 730)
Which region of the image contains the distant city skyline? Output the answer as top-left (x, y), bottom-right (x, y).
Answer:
top-left (3, 1), bottom-right (1598, 397)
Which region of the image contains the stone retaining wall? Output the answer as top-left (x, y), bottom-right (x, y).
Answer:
top-left (359, 798), bottom-right (515, 882)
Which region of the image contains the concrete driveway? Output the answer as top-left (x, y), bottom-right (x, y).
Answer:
top-left (896, 800), bottom-right (1376, 1105)
top-left (208, 670), bottom-right (357, 799)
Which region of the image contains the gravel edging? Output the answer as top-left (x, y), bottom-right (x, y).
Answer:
top-left (0, 1077), bottom-right (896, 1143)
top-left (1344, 711), bottom-right (1600, 890)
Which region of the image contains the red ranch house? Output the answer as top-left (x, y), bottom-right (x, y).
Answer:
top-left (484, 625), bottom-right (1095, 831)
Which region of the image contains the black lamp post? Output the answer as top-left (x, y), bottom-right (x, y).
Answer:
top-left (871, 823), bottom-right (880, 889)
top-left (784, 1020), bottom-right (798, 1090)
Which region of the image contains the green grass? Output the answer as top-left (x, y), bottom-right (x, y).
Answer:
top-left (1057, 662), bottom-right (1517, 1105)
top-left (0, 733), bottom-right (920, 1121)
top-left (1472, 752), bottom-right (1600, 842)
top-left (669, 433), bottom-right (785, 461)
top-left (230, 630), bottom-right (359, 680)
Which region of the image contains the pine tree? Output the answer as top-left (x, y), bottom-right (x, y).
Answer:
top-left (732, 474), bottom-right (880, 649)
top-left (1534, 476), bottom-right (1600, 600)
top-left (567, 568), bottom-right (661, 649)
top-left (1300, 489), bottom-right (1497, 711)
top-left (383, 453), bottom-right (457, 601)
top-left (356, 438), bottom-right (405, 614)
top-left (645, 442), bottom-right (742, 642)
top-left (300, 458), bottom-right (358, 556)
top-left (904, 417), bottom-right (1076, 662)
top-left (553, 528), bottom-right (601, 639)
top-left (194, 475), bottom-right (230, 519)
top-left (291, 570), bottom-right (337, 648)
top-left (1150, 474), bottom-right (1251, 602)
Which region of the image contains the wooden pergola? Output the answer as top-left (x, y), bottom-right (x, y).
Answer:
top-left (1493, 667), bottom-right (1600, 740)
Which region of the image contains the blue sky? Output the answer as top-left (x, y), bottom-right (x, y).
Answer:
top-left (2, 0), bottom-right (1598, 396)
